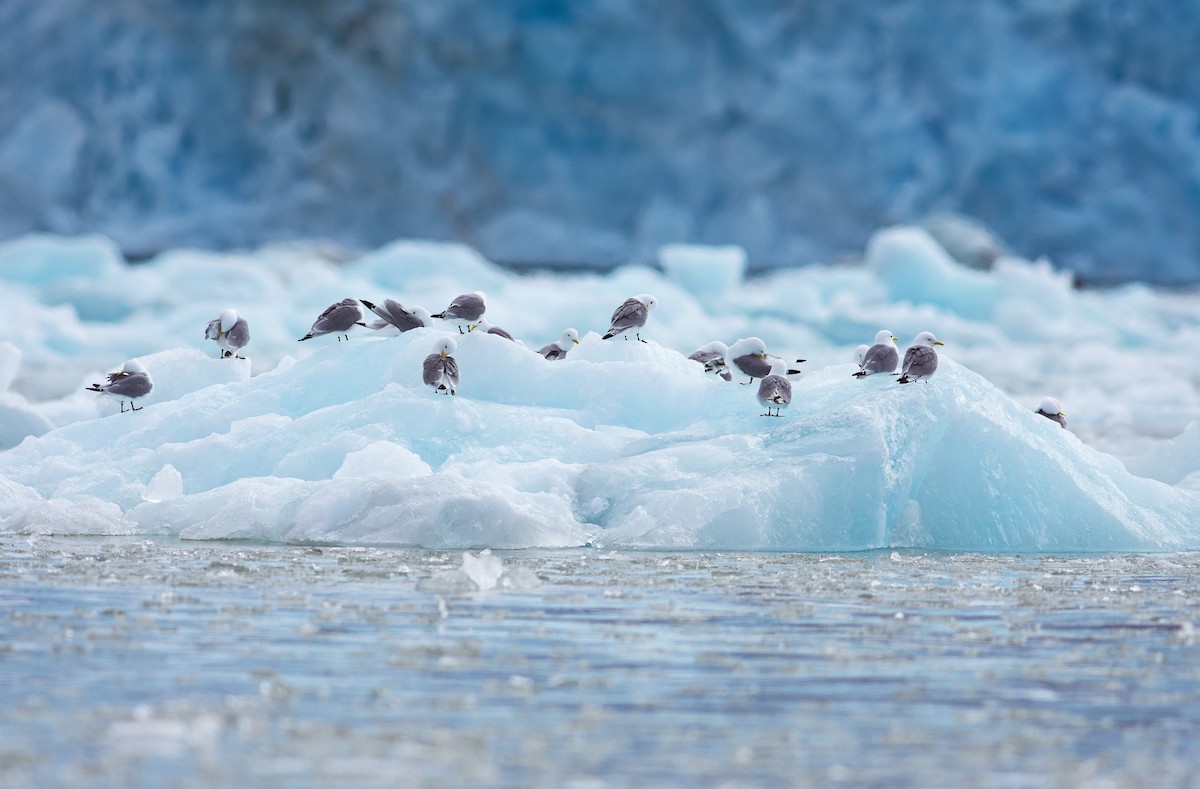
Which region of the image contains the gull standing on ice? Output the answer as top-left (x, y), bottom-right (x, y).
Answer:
top-left (602, 294), bottom-right (656, 342)
top-left (728, 337), bottom-right (805, 385)
top-left (85, 360), bottom-right (153, 413)
top-left (539, 328), bottom-right (579, 360)
top-left (688, 341), bottom-right (733, 381)
top-left (853, 329), bottom-right (900, 378)
top-left (423, 337), bottom-right (461, 395)
top-left (298, 298), bottom-right (366, 342)
top-left (756, 358), bottom-right (792, 417)
top-left (204, 308), bottom-right (250, 359)
top-left (897, 331), bottom-right (944, 384)
top-left (1036, 397), bottom-right (1067, 429)
top-left (432, 291), bottom-right (487, 334)
top-left (359, 298), bottom-right (432, 333)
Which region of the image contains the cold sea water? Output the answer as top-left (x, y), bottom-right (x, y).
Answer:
top-left (3, 535), bottom-right (1199, 788)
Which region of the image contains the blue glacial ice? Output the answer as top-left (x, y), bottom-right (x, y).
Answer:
top-left (1, 227), bottom-right (1198, 551)
top-left (3, 2), bottom-right (1200, 283)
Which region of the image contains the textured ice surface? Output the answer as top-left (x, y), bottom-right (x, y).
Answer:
top-left (3, 3), bottom-right (1200, 283)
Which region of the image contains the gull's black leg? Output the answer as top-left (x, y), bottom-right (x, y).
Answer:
top-left (120, 401), bottom-right (127, 413)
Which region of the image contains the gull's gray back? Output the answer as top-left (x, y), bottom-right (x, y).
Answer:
top-left (861, 343), bottom-right (898, 374)
top-left (757, 374), bottom-right (792, 406)
top-left (447, 293), bottom-right (486, 322)
top-left (609, 299), bottom-right (647, 332)
top-left (225, 317), bottom-right (250, 349)
top-left (902, 345), bottom-right (938, 378)
top-left (106, 372), bottom-right (153, 398)
top-left (315, 299), bottom-right (363, 333)
top-left (733, 353), bottom-right (772, 379)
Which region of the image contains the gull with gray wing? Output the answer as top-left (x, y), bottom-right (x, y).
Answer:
top-left (423, 337), bottom-right (461, 395)
top-left (204, 308), bottom-right (250, 359)
top-left (897, 331), bottom-right (944, 384)
top-left (299, 298), bottom-right (366, 342)
top-left (85, 360), bottom-right (154, 413)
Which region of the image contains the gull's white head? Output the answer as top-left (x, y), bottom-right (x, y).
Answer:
top-left (412, 306), bottom-right (433, 324)
top-left (874, 329), bottom-right (898, 345)
top-left (220, 308), bottom-right (240, 332)
top-left (853, 344), bottom-right (869, 365)
top-left (913, 331), bottom-right (944, 347)
top-left (731, 337), bottom-right (768, 359)
top-left (561, 328), bottom-right (580, 345)
top-left (1039, 397), bottom-right (1064, 416)
top-left (637, 294), bottom-right (658, 310)
top-left (122, 360), bottom-right (147, 375)
top-left (697, 340), bottom-right (729, 356)
top-left (434, 337), bottom-right (457, 357)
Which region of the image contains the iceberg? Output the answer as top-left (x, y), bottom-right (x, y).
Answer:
top-left (1, 226), bottom-right (1199, 551)
top-left (1, 325), bottom-right (1197, 552)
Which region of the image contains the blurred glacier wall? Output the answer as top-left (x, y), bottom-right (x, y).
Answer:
top-left (1, 1), bottom-right (1198, 283)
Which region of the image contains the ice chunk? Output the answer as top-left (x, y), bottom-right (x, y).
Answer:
top-left (144, 464), bottom-right (183, 502)
top-left (0, 234), bottom-right (124, 285)
top-left (659, 244), bottom-right (747, 297)
top-left (461, 549), bottom-right (504, 591)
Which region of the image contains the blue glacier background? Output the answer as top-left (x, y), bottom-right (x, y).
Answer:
top-left (1, 0), bottom-right (1199, 283)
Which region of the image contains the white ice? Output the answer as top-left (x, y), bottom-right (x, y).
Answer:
top-left (1, 228), bottom-right (1199, 551)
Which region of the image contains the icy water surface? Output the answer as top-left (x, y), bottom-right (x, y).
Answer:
top-left (3, 537), bottom-right (1200, 788)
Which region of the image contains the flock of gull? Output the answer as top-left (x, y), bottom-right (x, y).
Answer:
top-left (83, 289), bottom-right (1067, 428)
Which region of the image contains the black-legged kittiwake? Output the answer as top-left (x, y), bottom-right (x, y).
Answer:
top-left (475, 319), bottom-right (516, 342)
top-left (853, 344), bottom-right (869, 367)
top-left (756, 358), bottom-right (792, 417)
top-left (602, 294), bottom-right (657, 342)
top-left (299, 298), bottom-right (366, 342)
top-left (897, 331), bottom-right (944, 384)
top-left (204, 308), bottom-right (250, 359)
top-left (432, 291), bottom-right (487, 334)
top-left (688, 341), bottom-right (733, 381)
top-left (539, 328), bottom-right (579, 360)
top-left (85, 360), bottom-right (153, 413)
top-left (359, 298), bottom-right (432, 333)
top-left (853, 329), bottom-right (900, 378)
top-left (1036, 397), bottom-right (1067, 429)
top-left (728, 337), bottom-right (805, 385)
top-left (423, 337), bottom-right (461, 395)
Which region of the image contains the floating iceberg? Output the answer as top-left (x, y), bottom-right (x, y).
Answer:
top-left (1, 227), bottom-right (1199, 551)
top-left (1, 324), bottom-right (1197, 552)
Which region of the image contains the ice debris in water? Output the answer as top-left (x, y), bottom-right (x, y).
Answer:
top-left (417, 550), bottom-right (539, 594)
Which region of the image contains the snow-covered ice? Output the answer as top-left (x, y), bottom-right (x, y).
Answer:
top-left (1, 228), bottom-right (1199, 551)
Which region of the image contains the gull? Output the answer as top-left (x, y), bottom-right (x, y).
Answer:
top-left (602, 294), bottom-right (657, 342)
top-left (853, 329), bottom-right (900, 378)
top-left (1036, 397), bottom-right (1067, 429)
top-left (475, 319), bottom-right (517, 342)
top-left (299, 298), bottom-right (366, 342)
top-left (757, 358), bottom-right (792, 417)
top-left (539, 328), bottom-right (580, 360)
top-left (688, 341), bottom-right (733, 381)
top-left (728, 337), bottom-right (805, 385)
top-left (432, 291), bottom-right (487, 334)
top-left (423, 337), bottom-right (461, 395)
top-left (204, 308), bottom-right (250, 359)
top-left (85, 360), bottom-right (153, 413)
top-left (359, 298), bottom-right (432, 333)
top-left (897, 332), bottom-right (944, 384)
